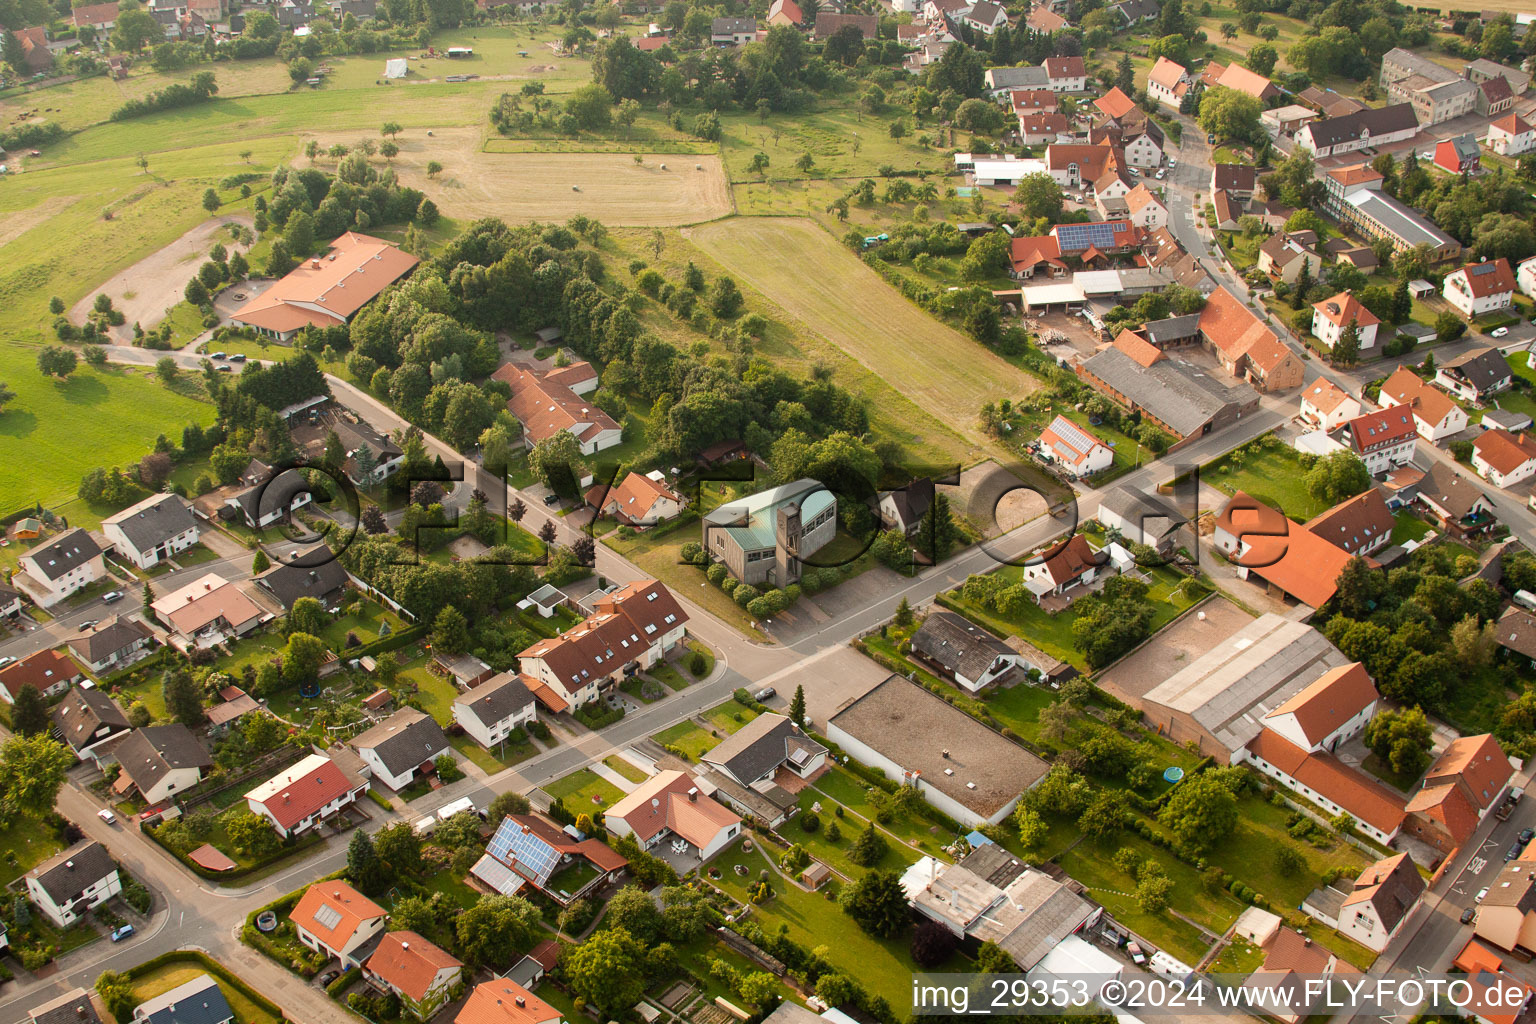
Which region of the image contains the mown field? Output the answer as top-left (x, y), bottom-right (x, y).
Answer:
top-left (688, 217), bottom-right (1037, 451)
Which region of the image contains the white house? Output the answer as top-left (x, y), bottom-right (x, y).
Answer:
top-left (1301, 853), bottom-right (1424, 953)
top-left (1434, 346), bottom-right (1513, 403)
top-left (15, 529), bottom-right (105, 608)
top-left (1310, 292), bottom-right (1379, 352)
top-left (1488, 112), bottom-right (1536, 156)
top-left (1097, 485), bottom-right (1189, 554)
top-left (1472, 428), bottom-right (1536, 488)
top-left (363, 932), bottom-right (463, 1021)
top-left (101, 494), bottom-right (200, 570)
top-left (1261, 663), bottom-right (1377, 755)
top-left (244, 753), bottom-right (369, 838)
top-left (290, 881), bottom-right (387, 968)
top-left (1022, 534), bottom-right (1104, 598)
top-left (909, 610), bottom-right (1030, 692)
top-left (112, 725), bottom-right (211, 805)
top-left (1518, 255), bottom-right (1536, 298)
top-left (1043, 56), bottom-right (1086, 92)
top-left (1037, 416), bottom-right (1112, 478)
top-left (349, 709), bottom-right (451, 791)
top-left (1299, 379), bottom-right (1362, 432)
top-left (1123, 184), bottom-right (1167, 230)
top-left (1378, 367), bottom-right (1470, 443)
top-left (605, 769), bottom-right (743, 863)
top-left (961, 0), bottom-right (1007, 32)
top-left (1333, 408), bottom-right (1419, 475)
top-left (25, 841), bottom-right (121, 928)
top-left (451, 672), bottom-right (538, 749)
top-left (1147, 57), bottom-right (1190, 110)
top-left (1244, 729), bottom-right (1405, 845)
top-left (1444, 258), bottom-right (1516, 318)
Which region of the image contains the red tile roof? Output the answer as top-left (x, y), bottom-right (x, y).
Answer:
top-left (1455, 258), bottom-right (1516, 299)
top-left (1148, 56), bottom-right (1188, 90)
top-left (497, 366), bottom-right (620, 446)
top-left (457, 980), bottom-right (562, 1024)
top-left (1474, 428), bottom-right (1536, 477)
top-left (244, 754), bottom-right (360, 833)
top-left (1422, 734), bottom-right (1513, 813)
top-left (290, 881), bottom-right (385, 952)
top-left (1380, 366), bottom-right (1460, 428)
top-left (1112, 330), bottom-right (1165, 367)
top-left (1247, 728), bottom-right (1407, 834)
top-left (1198, 286), bottom-right (1280, 362)
top-left (1338, 407), bottom-right (1417, 456)
top-left (1214, 492), bottom-right (1357, 608)
top-left (230, 233), bottom-right (418, 334)
top-left (1300, 378), bottom-right (1355, 416)
top-left (1312, 291), bottom-right (1380, 329)
top-left (1493, 112), bottom-right (1533, 135)
top-left (0, 649), bottom-right (81, 700)
top-left (519, 580), bottom-right (688, 699)
top-left (1009, 88), bottom-right (1059, 113)
top-left (1093, 86), bottom-right (1137, 120)
top-left (367, 932), bottom-right (462, 1002)
top-left (1264, 663), bottom-right (1377, 747)
top-left (606, 769), bottom-right (741, 848)
top-left (1325, 163), bottom-right (1384, 186)
top-left (1044, 56), bottom-right (1085, 78)
top-left (1305, 489), bottom-right (1393, 557)
top-left (587, 471), bottom-right (682, 523)
top-left (1039, 533), bottom-right (1102, 585)
top-left (1008, 234), bottom-right (1064, 274)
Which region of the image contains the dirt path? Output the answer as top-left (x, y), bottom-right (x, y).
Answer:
top-left (72, 213), bottom-right (255, 342)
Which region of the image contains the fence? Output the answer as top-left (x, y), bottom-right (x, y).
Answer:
top-left (178, 745), bottom-right (306, 813)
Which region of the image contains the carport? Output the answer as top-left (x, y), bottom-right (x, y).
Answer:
top-left (1021, 282), bottom-right (1086, 314)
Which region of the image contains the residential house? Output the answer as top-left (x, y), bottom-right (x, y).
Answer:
top-left (474, 813), bottom-right (628, 905)
top-left (1040, 56), bottom-right (1085, 92)
top-left (230, 233), bottom-right (418, 341)
top-left (455, 981), bottom-right (561, 1024)
top-left (812, 12), bottom-right (876, 38)
top-left (68, 615), bottom-right (154, 675)
top-left (517, 580), bottom-right (688, 709)
top-left (1261, 104), bottom-right (1320, 136)
top-left (1260, 662), bottom-right (1379, 754)
top-left (1198, 286), bottom-right (1305, 392)
top-left (25, 842), bottom-right (120, 929)
top-left (1403, 734), bottom-right (1514, 853)
top-left (1473, 428), bottom-right (1536, 488)
top-left (349, 709), bottom-right (451, 791)
top-left (1299, 379), bottom-right (1363, 432)
top-left (1011, 87), bottom-right (1060, 117)
top-left (710, 16), bottom-right (755, 43)
top-left (1444, 259), bottom-right (1516, 319)
top-left (1478, 74), bottom-right (1516, 116)
top-left (1379, 48), bottom-right (1479, 125)
top-left (702, 478), bottom-right (835, 586)
top-left (150, 572), bottom-right (266, 650)
top-left (1017, 112), bottom-right (1070, 145)
top-left (827, 675), bottom-right (1049, 826)
top-left (290, 880), bottom-right (388, 968)
top-left (1023, 6), bottom-right (1066, 30)
top-left (1212, 164), bottom-right (1259, 199)
top-left (1123, 184), bottom-right (1166, 229)
top-left (495, 365), bottom-right (621, 457)
top-left (985, 65), bottom-right (1049, 95)
top-left (911, 610), bottom-right (1036, 691)
top-left (1294, 104), bottom-right (1419, 157)
top-left (1472, 861), bottom-right (1536, 954)
top-left (877, 478), bottom-right (934, 536)
top-left (245, 753), bottom-right (369, 838)
top-left (1022, 533), bottom-right (1105, 599)
top-left (1088, 114), bottom-right (1164, 166)
top-left (585, 471), bottom-right (684, 526)
top-left (72, 2), bottom-right (120, 32)
top-left (701, 713), bottom-right (827, 787)
top-left (1306, 489), bottom-right (1395, 559)
top-left (131, 975), bottom-right (234, 1024)
top-left (224, 461), bottom-right (313, 529)
top-left (1378, 366), bottom-right (1469, 442)
top-left (323, 415), bottom-right (404, 486)
top-left (1108, 0), bottom-right (1159, 24)
top-left (1454, 939), bottom-right (1536, 1024)
top-left (1436, 346), bottom-right (1513, 401)
top-left (1215, 493), bottom-right (1363, 610)
top-left (1258, 231), bottom-right (1323, 284)
top-left (8, 27), bottom-right (52, 73)
top-left (605, 769), bottom-right (743, 862)
top-left (1311, 291), bottom-right (1380, 352)
top-left (1097, 485), bottom-right (1189, 554)
top-left (51, 687), bottom-right (131, 763)
top-left (0, 582), bottom-right (21, 619)
top-left (1332, 408), bottom-right (1419, 474)
top-left (0, 649), bottom-right (83, 703)
top-left (961, 0), bottom-right (1007, 32)
top-left (1466, 57), bottom-right (1531, 93)
top-left (1093, 86), bottom-right (1137, 120)
top-left (1202, 61), bottom-right (1280, 102)
top-left (1043, 143), bottom-right (1125, 190)
top-left (766, 0), bottom-right (802, 25)
top-left (364, 932), bottom-right (463, 1021)
top-left (1147, 56), bottom-right (1191, 109)
top-left (253, 546), bottom-right (349, 612)
top-left (101, 494), bottom-right (199, 570)
top-left (1488, 112), bottom-right (1536, 155)
top-left (112, 726), bottom-right (211, 805)
top-left (1521, 255), bottom-right (1536, 298)
top-left (15, 528), bottom-right (105, 608)
top-left (1036, 416), bottom-right (1112, 477)
top-left (1302, 852), bottom-right (1424, 952)
top-left (27, 990), bottom-right (106, 1024)
top-left (1416, 460), bottom-right (1498, 538)
top-left (452, 673), bottom-right (538, 749)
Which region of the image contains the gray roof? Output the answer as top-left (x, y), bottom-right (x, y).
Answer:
top-left (103, 494), bottom-right (197, 555)
top-left (910, 611), bottom-right (1017, 684)
top-left (1497, 606), bottom-right (1536, 660)
top-left (882, 478), bottom-right (935, 529)
top-left (70, 614), bottom-right (152, 665)
top-left (351, 708), bottom-right (450, 777)
top-left (959, 841), bottom-right (1029, 887)
top-left (1482, 407), bottom-right (1532, 431)
top-left (254, 545), bottom-right (349, 609)
top-left (115, 725), bottom-right (212, 794)
top-left (29, 989), bottom-right (104, 1024)
top-left (1444, 132), bottom-right (1480, 163)
top-left (1443, 347), bottom-right (1510, 393)
top-left (134, 974), bottom-right (234, 1024)
top-left (1418, 461), bottom-right (1493, 519)
top-left (23, 529), bottom-right (101, 582)
top-left (1080, 347), bottom-right (1258, 437)
top-left (986, 66), bottom-right (1050, 89)
top-left (51, 686), bottom-right (130, 753)
top-left (454, 672), bottom-right (536, 728)
top-left (1111, 0), bottom-right (1159, 22)
top-left (1098, 484), bottom-right (1189, 540)
top-left (230, 467), bottom-right (311, 525)
top-left (1342, 190), bottom-right (1458, 251)
top-left (711, 16), bottom-right (754, 32)
top-left (701, 713), bottom-right (826, 786)
top-left (1383, 47), bottom-right (1460, 85)
top-left (29, 840), bottom-right (117, 906)
top-left (702, 478), bottom-right (834, 553)
top-left (988, 872), bottom-right (1097, 971)
top-left (1141, 313), bottom-right (1201, 346)
top-left (1304, 103), bottom-right (1418, 149)
top-left (1142, 614), bottom-right (1348, 755)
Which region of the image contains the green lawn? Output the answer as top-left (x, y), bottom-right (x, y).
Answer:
top-left (0, 811), bottom-right (63, 888)
top-left (806, 766), bottom-right (955, 863)
top-left (395, 655), bottom-right (461, 727)
top-left (702, 699), bottom-right (760, 735)
top-left (545, 768), bottom-right (625, 813)
top-left (1210, 936), bottom-right (1264, 974)
top-left (318, 601), bottom-right (408, 653)
top-left (1390, 510), bottom-right (1433, 545)
top-left (129, 962), bottom-right (281, 1024)
top-left (652, 719), bottom-right (724, 760)
top-left (1205, 441), bottom-right (1331, 520)
top-left (603, 756), bottom-right (649, 784)
top-left (450, 733), bottom-right (536, 773)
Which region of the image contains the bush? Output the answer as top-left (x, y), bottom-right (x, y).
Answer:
top-left (800, 813), bottom-right (820, 833)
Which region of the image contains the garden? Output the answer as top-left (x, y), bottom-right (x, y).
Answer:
top-left (651, 695), bottom-right (762, 762)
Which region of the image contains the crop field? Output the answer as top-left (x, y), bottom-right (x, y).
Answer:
top-left (303, 126), bottom-right (735, 225)
top-left (687, 217), bottom-right (1038, 449)
top-left (716, 106), bottom-right (947, 181)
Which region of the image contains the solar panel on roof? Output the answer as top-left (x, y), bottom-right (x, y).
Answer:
top-left (1055, 221), bottom-right (1125, 251)
top-left (1047, 416), bottom-right (1098, 457)
top-left (313, 903), bottom-right (343, 930)
top-left (487, 818), bottom-right (560, 885)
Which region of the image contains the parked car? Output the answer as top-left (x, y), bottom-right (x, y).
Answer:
top-left (102, 590), bottom-right (123, 604)
top-left (319, 970), bottom-right (341, 986)
top-left (0, 656), bottom-right (14, 669)
top-left (756, 686), bottom-right (775, 701)
top-left (1506, 841), bottom-right (1524, 861)
top-left (79, 620), bottom-right (97, 630)
top-left (210, 351), bottom-right (227, 360)
top-left (217, 364), bottom-right (233, 372)
top-left (230, 353), bottom-right (248, 362)
top-left (1126, 942), bottom-right (1147, 966)
top-left (1477, 887), bottom-right (1490, 903)
top-left (1461, 907), bottom-right (1476, 924)
top-left (1520, 828), bottom-right (1534, 843)
top-left (111, 925), bottom-right (135, 942)
top-left (542, 493), bottom-right (561, 506)
top-left (97, 809), bottom-right (116, 824)
top-left (1492, 327), bottom-right (1510, 338)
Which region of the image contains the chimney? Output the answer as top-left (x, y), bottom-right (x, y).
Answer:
top-left (402, 940), bottom-right (410, 950)
top-left (516, 997), bottom-right (526, 1008)
top-left (688, 788), bottom-right (697, 802)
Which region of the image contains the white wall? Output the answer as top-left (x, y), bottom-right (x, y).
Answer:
top-left (825, 722), bottom-right (1018, 827)
top-left (453, 699), bottom-right (536, 749)
top-left (27, 868), bottom-right (121, 928)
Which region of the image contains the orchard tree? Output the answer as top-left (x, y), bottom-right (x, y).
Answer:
top-left (1158, 768), bottom-right (1240, 851)
top-left (0, 734), bottom-right (72, 815)
top-left (564, 927), bottom-right (648, 1016)
top-left (37, 346), bottom-right (78, 378)
top-left (1013, 172), bottom-right (1063, 221)
top-left (456, 894), bottom-right (543, 969)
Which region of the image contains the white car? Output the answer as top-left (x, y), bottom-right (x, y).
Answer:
top-left (97, 809), bottom-right (116, 824)
top-left (1492, 327), bottom-right (1510, 338)
top-left (1476, 887), bottom-right (1490, 904)
top-left (1155, 170), bottom-right (1166, 179)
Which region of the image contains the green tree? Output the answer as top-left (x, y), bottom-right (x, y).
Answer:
top-left (0, 735), bottom-right (71, 815)
top-left (1136, 866), bottom-right (1175, 912)
top-left (251, 549), bottom-right (270, 574)
top-left (1363, 706), bottom-right (1433, 778)
top-left (455, 893), bottom-right (543, 969)
top-left (9, 685), bottom-right (49, 737)
top-left (224, 809), bottom-right (279, 855)
top-left (1305, 449), bottom-right (1371, 505)
top-left (202, 188), bottom-right (220, 213)
top-left (1333, 318), bottom-right (1361, 366)
top-left (348, 828), bottom-right (388, 893)
top-left (1015, 805), bottom-right (1048, 848)
top-left (848, 823), bottom-right (888, 866)
top-left (96, 971), bottom-right (136, 1021)
top-left (426, 161), bottom-right (443, 179)
top-left (432, 604), bottom-right (470, 655)
top-left (162, 669), bottom-right (204, 727)
top-left (287, 596), bottom-right (328, 637)
top-left (1013, 172), bottom-right (1063, 221)
top-left (710, 276), bottom-right (744, 318)
top-left (914, 493), bottom-right (960, 561)
top-left (37, 346), bottom-right (78, 378)
top-left (840, 870), bottom-right (909, 937)
top-left (280, 632), bottom-right (327, 687)
top-left (1158, 769), bottom-right (1239, 851)
top-left (564, 83), bottom-right (614, 130)
top-left (1246, 43), bottom-right (1278, 77)
top-left (564, 927), bottom-right (648, 1016)
top-left (790, 684), bottom-right (806, 726)
top-left (893, 597), bottom-right (914, 628)
top-left (1115, 54), bottom-right (1134, 93)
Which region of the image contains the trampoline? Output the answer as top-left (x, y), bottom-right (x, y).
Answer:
top-left (1163, 766), bottom-right (1185, 784)
top-left (299, 681), bottom-right (321, 699)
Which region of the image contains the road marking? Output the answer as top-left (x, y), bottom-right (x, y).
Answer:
top-left (1468, 856), bottom-right (1488, 875)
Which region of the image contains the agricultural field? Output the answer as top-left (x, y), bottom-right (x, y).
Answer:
top-left (687, 217), bottom-right (1037, 452)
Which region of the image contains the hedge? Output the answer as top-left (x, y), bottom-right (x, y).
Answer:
top-left (125, 950), bottom-right (290, 1021)
top-left (326, 966), bottom-right (361, 998)
top-left (346, 621), bottom-right (428, 661)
